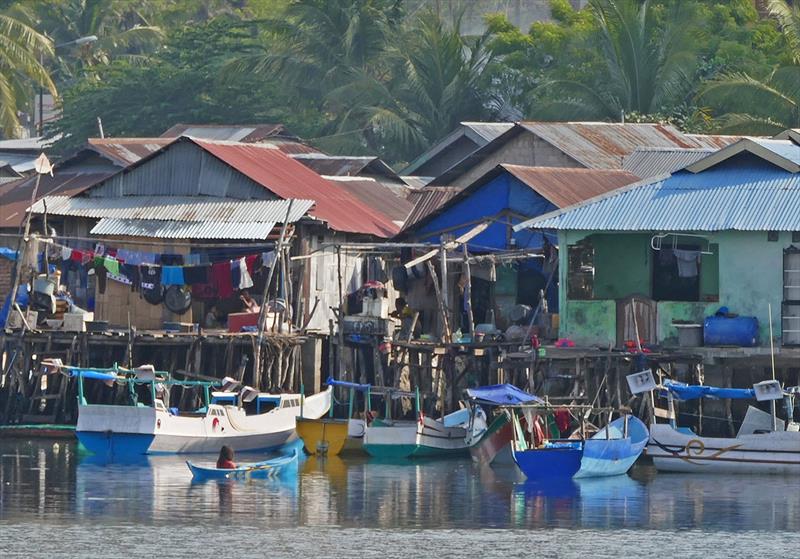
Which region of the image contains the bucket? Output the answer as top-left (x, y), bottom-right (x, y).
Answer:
top-left (674, 323), bottom-right (703, 347)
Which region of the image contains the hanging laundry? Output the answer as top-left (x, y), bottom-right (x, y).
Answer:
top-left (61, 246), bottom-right (71, 261)
top-left (261, 251), bottom-right (276, 268)
top-left (185, 253), bottom-right (202, 266)
top-left (183, 265), bottom-right (210, 285)
top-left (120, 263), bottom-right (140, 292)
top-left (245, 254), bottom-right (259, 275)
top-left (673, 249), bottom-right (700, 278)
top-left (103, 256), bottom-right (120, 275)
top-left (70, 249), bottom-right (84, 263)
top-left (159, 253), bottom-right (184, 266)
top-left (238, 256), bottom-right (254, 289)
top-left (230, 259), bottom-right (241, 289)
top-left (211, 261), bottom-right (234, 298)
top-left (162, 266), bottom-right (185, 286)
top-left (140, 265), bottom-right (162, 299)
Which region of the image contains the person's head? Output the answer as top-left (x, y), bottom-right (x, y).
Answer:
top-left (395, 297), bottom-right (406, 312)
top-left (219, 445), bottom-right (234, 462)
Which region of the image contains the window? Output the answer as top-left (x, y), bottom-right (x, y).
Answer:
top-left (567, 240), bottom-right (594, 300)
top-left (652, 244), bottom-right (701, 301)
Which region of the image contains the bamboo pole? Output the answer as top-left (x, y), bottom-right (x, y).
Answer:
top-left (462, 244), bottom-right (474, 335)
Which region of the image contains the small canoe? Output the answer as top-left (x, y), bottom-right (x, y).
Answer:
top-left (186, 449), bottom-right (298, 480)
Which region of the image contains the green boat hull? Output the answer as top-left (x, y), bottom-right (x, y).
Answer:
top-left (363, 443), bottom-right (469, 459)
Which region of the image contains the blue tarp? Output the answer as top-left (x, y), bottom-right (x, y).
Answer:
top-left (0, 285), bottom-right (29, 328)
top-left (0, 247), bottom-right (17, 261)
top-left (663, 380), bottom-right (755, 401)
top-left (466, 383), bottom-right (543, 406)
top-left (68, 369), bottom-right (118, 381)
top-left (326, 377), bottom-right (371, 391)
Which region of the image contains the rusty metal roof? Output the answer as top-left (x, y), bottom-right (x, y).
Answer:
top-left (88, 138), bottom-right (175, 166)
top-left (401, 186), bottom-right (461, 231)
top-left (0, 172), bottom-right (112, 230)
top-left (324, 177), bottom-right (414, 225)
top-left (501, 165), bottom-right (640, 208)
top-left (189, 139), bottom-right (400, 237)
top-left (30, 196), bottom-right (313, 223)
top-left (292, 154), bottom-right (398, 179)
top-left (685, 133), bottom-right (745, 149)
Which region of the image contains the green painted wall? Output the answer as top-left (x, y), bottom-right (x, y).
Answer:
top-left (558, 230), bottom-right (788, 346)
top-left (593, 234), bottom-right (651, 299)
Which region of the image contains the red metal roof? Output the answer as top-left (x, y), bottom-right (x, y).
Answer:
top-left (192, 139), bottom-right (400, 237)
top-left (501, 165), bottom-right (640, 208)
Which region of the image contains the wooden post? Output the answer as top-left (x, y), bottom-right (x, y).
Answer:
top-left (336, 245), bottom-right (346, 380)
top-left (425, 261), bottom-right (451, 343)
top-left (462, 244), bottom-right (474, 335)
top-left (439, 242), bottom-right (449, 333)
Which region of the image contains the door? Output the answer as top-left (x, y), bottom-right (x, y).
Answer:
top-left (616, 295), bottom-right (657, 348)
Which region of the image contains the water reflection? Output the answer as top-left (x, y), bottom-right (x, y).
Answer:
top-left (1, 439), bottom-right (799, 534)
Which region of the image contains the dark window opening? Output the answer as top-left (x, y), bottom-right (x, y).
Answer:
top-left (568, 240), bottom-right (594, 300)
top-left (652, 244), bottom-right (700, 301)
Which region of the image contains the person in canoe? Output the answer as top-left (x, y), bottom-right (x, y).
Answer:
top-left (216, 445), bottom-right (237, 469)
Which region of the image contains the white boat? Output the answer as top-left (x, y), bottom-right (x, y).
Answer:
top-left (71, 366), bottom-right (332, 458)
top-left (647, 380), bottom-right (800, 474)
top-left (362, 388), bottom-right (471, 459)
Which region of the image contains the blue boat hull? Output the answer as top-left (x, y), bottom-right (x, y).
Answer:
top-left (513, 444), bottom-right (584, 479)
top-left (187, 450), bottom-right (299, 481)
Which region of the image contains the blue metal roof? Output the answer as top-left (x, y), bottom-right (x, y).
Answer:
top-left (516, 159), bottom-right (800, 232)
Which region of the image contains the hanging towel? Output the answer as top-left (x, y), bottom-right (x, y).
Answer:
top-left (245, 254), bottom-right (259, 275)
top-left (261, 251), bottom-right (276, 268)
top-left (673, 249), bottom-right (700, 278)
top-left (61, 246), bottom-right (72, 261)
top-left (238, 256), bottom-right (254, 289)
top-left (230, 259), bottom-right (241, 289)
top-left (70, 249), bottom-right (84, 263)
top-left (211, 262), bottom-right (234, 298)
top-left (162, 266), bottom-right (185, 286)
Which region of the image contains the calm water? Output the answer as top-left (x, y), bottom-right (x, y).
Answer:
top-left (0, 439), bottom-right (798, 558)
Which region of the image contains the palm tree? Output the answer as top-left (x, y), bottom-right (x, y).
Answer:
top-left (531, 0), bottom-right (698, 121)
top-left (327, 12), bottom-right (496, 162)
top-left (34, 0), bottom-right (163, 74)
top-left (698, 0), bottom-right (799, 134)
top-left (0, 7), bottom-right (56, 137)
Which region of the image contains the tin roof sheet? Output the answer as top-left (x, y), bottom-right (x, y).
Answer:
top-left (323, 177), bottom-right (414, 225)
top-left (623, 148), bottom-right (716, 178)
top-left (87, 138), bottom-right (174, 166)
top-left (401, 186), bottom-right (461, 230)
top-left (160, 123), bottom-right (287, 142)
top-left (192, 138), bottom-right (400, 237)
top-left (90, 218), bottom-right (277, 239)
top-left (0, 172), bottom-right (112, 229)
top-left (30, 196), bottom-right (313, 223)
top-left (501, 165), bottom-right (640, 207)
top-left (515, 163), bottom-right (800, 232)
top-left (292, 154), bottom-right (398, 179)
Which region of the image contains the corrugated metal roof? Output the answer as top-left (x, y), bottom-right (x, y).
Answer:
top-left (88, 138), bottom-right (174, 166)
top-left (516, 163), bottom-right (800, 232)
top-left (190, 139), bottom-right (400, 237)
top-left (462, 122), bottom-right (516, 143)
top-left (292, 154), bottom-right (398, 179)
top-left (0, 172), bottom-right (112, 229)
top-left (30, 196), bottom-right (313, 223)
top-left (90, 218), bottom-right (276, 239)
top-left (520, 121), bottom-right (706, 169)
top-left (324, 176), bottom-right (414, 225)
top-left (685, 133), bottom-right (744, 149)
top-left (623, 148), bottom-right (716, 178)
top-left (401, 186), bottom-right (461, 231)
top-left (160, 123), bottom-right (287, 142)
top-left (400, 176), bottom-right (432, 188)
top-left (502, 165), bottom-right (639, 207)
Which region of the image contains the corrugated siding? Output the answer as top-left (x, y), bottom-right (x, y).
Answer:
top-left (90, 218), bottom-right (276, 239)
top-left (522, 164), bottom-right (800, 231)
top-left (30, 196), bottom-right (313, 223)
top-left (622, 148), bottom-right (715, 178)
top-left (88, 142), bottom-right (274, 200)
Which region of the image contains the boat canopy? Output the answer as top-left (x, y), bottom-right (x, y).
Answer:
top-left (326, 377), bottom-right (371, 391)
top-left (663, 380), bottom-right (755, 401)
top-left (466, 384), bottom-right (543, 406)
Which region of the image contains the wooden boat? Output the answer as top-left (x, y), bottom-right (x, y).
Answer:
top-left (362, 388), bottom-right (471, 459)
top-left (511, 404), bottom-right (647, 479)
top-left (574, 415), bottom-right (649, 478)
top-left (70, 365), bottom-right (332, 458)
top-left (186, 449), bottom-right (299, 480)
top-left (295, 378), bottom-right (370, 456)
top-left (647, 380), bottom-right (800, 474)
top-left (464, 384), bottom-right (542, 466)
